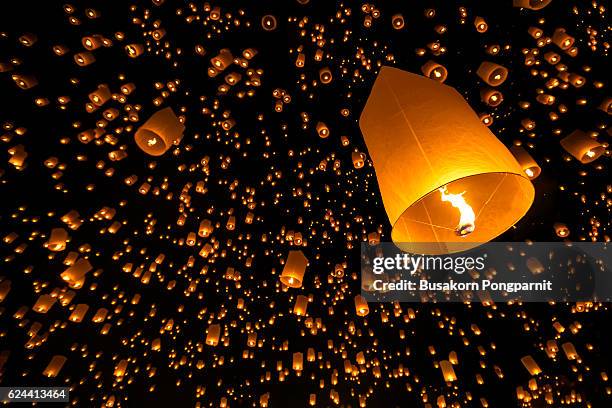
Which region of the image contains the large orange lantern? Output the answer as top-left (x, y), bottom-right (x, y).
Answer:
top-left (359, 67), bottom-right (534, 254)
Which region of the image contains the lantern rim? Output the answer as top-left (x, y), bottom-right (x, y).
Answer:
top-left (391, 171), bottom-right (534, 254)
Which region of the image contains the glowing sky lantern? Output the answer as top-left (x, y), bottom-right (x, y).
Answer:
top-left (359, 67), bottom-right (534, 254)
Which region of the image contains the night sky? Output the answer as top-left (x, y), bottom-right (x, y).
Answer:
top-left (0, 0), bottom-right (610, 407)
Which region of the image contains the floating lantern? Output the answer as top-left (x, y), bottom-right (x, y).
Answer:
top-left (476, 62), bottom-right (508, 86)
top-left (354, 295), bottom-right (369, 316)
top-left (211, 49), bottom-right (233, 71)
top-left (89, 84), bottom-right (111, 106)
top-left (352, 151), bottom-right (365, 169)
top-left (293, 295), bottom-right (309, 316)
top-left (206, 324), bottom-right (221, 346)
top-left (474, 16), bottom-right (488, 33)
top-left (553, 222), bottom-right (570, 238)
top-left (440, 360), bottom-right (457, 381)
top-left (560, 130), bottom-right (605, 163)
top-left (74, 52), bottom-right (95, 66)
top-left (125, 43), bottom-right (144, 58)
top-left (481, 88), bottom-right (503, 107)
top-left (510, 146), bottom-right (541, 180)
top-left (280, 250), bottom-right (308, 288)
top-left (11, 74), bottom-right (38, 90)
top-left (316, 122), bottom-right (330, 138)
top-left (319, 67), bottom-right (332, 84)
top-left (43, 355), bottom-right (67, 377)
top-left (261, 15), bottom-right (277, 31)
top-left (359, 67), bottom-right (534, 254)
top-left (421, 60), bottom-right (447, 83)
top-left (521, 355), bottom-right (542, 376)
top-left (134, 107), bottom-right (185, 156)
top-left (46, 228), bottom-right (68, 251)
top-left (513, 0), bottom-right (552, 9)
top-left (391, 14), bottom-right (404, 30)
top-left (552, 28), bottom-right (574, 50)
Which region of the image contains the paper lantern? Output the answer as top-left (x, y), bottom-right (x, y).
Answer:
top-left (560, 130), bottom-right (605, 163)
top-left (476, 62), bottom-right (508, 86)
top-left (134, 107), bottom-right (185, 156)
top-left (125, 43), bottom-right (144, 58)
top-left (319, 67), bottom-right (332, 84)
top-left (61, 258), bottom-right (92, 289)
top-left (46, 228), bottom-right (68, 251)
top-left (293, 295), bottom-right (309, 316)
top-left (316, 122), bottom-right (330, 138)
top-left (261, 15), bottom-right (277, 31)
top-left (354, 295), bottom-right (369, 316)
top-left (280, 250), bottom-right (308, 288)
top-left (440, 360), bottom-right (457, 382)
top-left (421, 60), bottom-right (447, 83)
top-left (513, 0), bottom-right (552, 10)
top-left (521, 355), bottom-right (542, 376)
top-left (211, 49), bottom-right (233, 71)
top-left (74, 52), bottom-right (95, 66)
top-left (481, 88), bottom-right (503, 107)
top-left (553, 222), bottom-right (569, 237)
top-left (11, 74), bottom-right (38, 90)
top-left (552, 28), bottom-right (574, 50)
top-left (510, 146), bottom-right (541, 180)
top-left (206, 324), bottom-right (221, 346)
top-left (474, 16), bottom-right (488, 33)
top-left (359, 67), bottom-right (534, 254)
top-left (391, 14), bottom-right (404, 30)
top-left (352, 151), bottom-right (365, 169)
top-left (43, 355), bottom-right (67, 377)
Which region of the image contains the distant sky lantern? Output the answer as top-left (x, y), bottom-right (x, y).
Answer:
top-left (280, 250), bottom-right (308, 288)
top-left (476, 62), bottom-right (508, 86)
top-left (134, 107), bottom-right (185, 156)
top-left (510, 146), bottom-right (541, 180)
top-left (359, 67), bottom-right (534, 254)
top-left (560, 130), bottom-right (605, 163)
top-left (421, 60), bottom-right (447, 83)
top-left (354, 295), bottom-right (369, 316)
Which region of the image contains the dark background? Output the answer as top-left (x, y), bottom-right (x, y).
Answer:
top-left (0, 0), bottom-right (609, 406)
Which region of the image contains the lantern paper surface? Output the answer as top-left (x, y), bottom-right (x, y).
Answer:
top-left (359, 66), bottom-right (534, 254)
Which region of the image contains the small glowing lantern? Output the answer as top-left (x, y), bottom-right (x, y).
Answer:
top-left (552, 28), bottom-right (575, 50)
top-left (553, 223), bottom-right (569, 237)
top-left (560, 130), bottom-right (605, 163)
top-left (43, 355), bottom-right (67, 377)
top-left (476, 62), bottom-right (508, 86)
top-left (206, 324), bottom-right (221, 346)
top-left (521, 355), bottom-right (542, 376)
top-left (354, 295), bottom-right (369, 316)
top-left (510, 146), bottom-right (541, 180)
top-left (293, 295), bottom-right (309, 316)
top-left (280, 250), bottom-right (308, 288)
top-left (421, 60), bottom-right (447, 83)
top-left (359, 67), bottom-right (534, 254)
top-left (134, 107), bottom-right (185, 156)
top-left (440, 360), bottom-right (457, 382)
top-left (392, 14), bottom-right (404, 30)
top-left (42, 229), bottom-right (67, 253)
